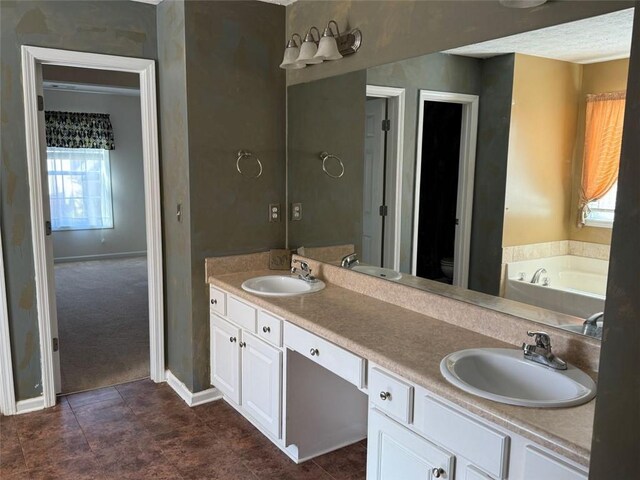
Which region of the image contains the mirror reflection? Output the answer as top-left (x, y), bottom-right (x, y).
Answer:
top-left (287, 9), bottom-right (633, 339)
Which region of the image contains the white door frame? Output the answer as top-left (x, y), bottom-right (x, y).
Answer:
top-left (21, 46), bottom-right (164, 408)
top-left (365, 85), bottom-right (405, 271)
top-left (0, 227), bottom-right (16, 415)
top-left (411, 90), bottom-right (479, 288)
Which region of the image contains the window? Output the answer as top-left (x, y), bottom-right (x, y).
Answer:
top-left (585, 182), bottom-right (617, 227)
top-left (47, 147), bottom-right (114, 231)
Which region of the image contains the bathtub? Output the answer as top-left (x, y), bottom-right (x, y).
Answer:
top-left (504, 255), bottom-right (607, 318)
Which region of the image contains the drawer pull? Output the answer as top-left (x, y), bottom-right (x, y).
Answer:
top-left (432, 467), bottom-right (444, 478)
top-left (210, 299), bottom-right (217, 305)
top-left (263, 326), bottom-right (271, 333)
top-left (310, 348), bottom-right (319, 356)
top-left (379, 391), bottom-right (391, 401)
top-left (229, 336), bottom-right (237, 343)
top-left (239, 341), bottom-right (247, 348)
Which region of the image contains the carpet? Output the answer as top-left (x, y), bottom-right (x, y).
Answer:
top-left (54, 257), bottom-right (150, 394)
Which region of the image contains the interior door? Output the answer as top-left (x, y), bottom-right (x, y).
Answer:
top-left (211, 315), bottom-right (241, 404)
top-left (363, 98), bottom-right (386, 266)
top-left (241, 331), bottom-right (282, 439)
top-left (36, 66), bottom-right (62, 394)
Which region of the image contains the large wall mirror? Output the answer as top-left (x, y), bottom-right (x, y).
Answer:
top-left (287, 9), bottom-right (634, 340)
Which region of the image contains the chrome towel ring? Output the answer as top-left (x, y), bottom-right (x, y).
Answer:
top-left (236, 150), bottom-right (263, 179)
top-left (319, 151), bottom-right (345, 179)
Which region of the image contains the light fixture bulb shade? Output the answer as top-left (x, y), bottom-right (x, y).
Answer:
top-left (313, 36), bottom-right (342, 61)
top-left (297, 41), bottom-right (318, 64)
top-left (279, 46), bottom-right (305, 69)
top-left (499, 0), bottom-right (547, 7)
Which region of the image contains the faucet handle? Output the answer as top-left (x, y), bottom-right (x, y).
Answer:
top-left (527, 331), bottom-right (551, 350)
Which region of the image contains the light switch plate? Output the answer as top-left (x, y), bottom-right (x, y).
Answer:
top-left (269, 203), bottom-right (281, 222)
top-left (291, 203), bottom-right (302, 221)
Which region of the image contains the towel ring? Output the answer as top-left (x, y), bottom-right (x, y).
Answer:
top-left (319, 152), bottom-right (345, 179)
top-left (236, 150), bottom-right (263, 179)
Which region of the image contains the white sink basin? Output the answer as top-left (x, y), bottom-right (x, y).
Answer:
top-left (241, 275), bottom-right (325, 297)
top-left (352, 265), bottom-right (402, 280)
top-left (440, 348), bottom-right (596, 408)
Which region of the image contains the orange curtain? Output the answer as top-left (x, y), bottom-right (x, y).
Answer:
top-left (578, 91), bottom-right (626, 226)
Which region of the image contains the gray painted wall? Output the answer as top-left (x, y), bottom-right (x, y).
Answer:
top-left (590, 4), bottom-right (640, 477)
top-left (0, 0), bottom-right (157, 401)
top-left (288, 70), bottom-right (366, 252)
top-left (286, 0), bottom-right (633, 85)
top-left (43, 89), bottom-right (146, 261)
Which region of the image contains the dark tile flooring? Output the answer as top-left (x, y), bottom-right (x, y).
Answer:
top-left (0, 379), bottom-right (367, 479)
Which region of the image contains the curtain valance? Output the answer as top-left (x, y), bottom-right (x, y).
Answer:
top-left (45, 111), bottom-right (115, 150)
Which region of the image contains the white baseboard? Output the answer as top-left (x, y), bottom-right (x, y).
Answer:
top-left (53, 251), bottom-right (147, 263)
top-left (15, 396), bottom-right (45, 414)
top-left (165, 370), bottom-right (222, 407)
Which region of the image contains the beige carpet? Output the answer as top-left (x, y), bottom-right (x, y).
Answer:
top-left (55, 257), bottom-right (149, 394)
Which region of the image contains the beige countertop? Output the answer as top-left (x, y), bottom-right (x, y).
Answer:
top-left (208, 270), bottom-right (595, 468)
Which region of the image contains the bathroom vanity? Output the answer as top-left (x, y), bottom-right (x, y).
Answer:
top-left (207, 261), bottom-right (594, 480)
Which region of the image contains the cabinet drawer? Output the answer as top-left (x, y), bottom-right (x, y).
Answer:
top-left (523, 446), bottom-right (587, 480)
top-left (284, 322), bottom-right (365, 388)
top-left (369, 367), bottom-right (413, 424)
top-left (227, 296), bottom-right (257, 332)
top-left (209, 286), bottom-right (226, 316)
top-left (414, 396), bottom-right (509, 479)
top-left (257, 310), bottom-right (283, 347)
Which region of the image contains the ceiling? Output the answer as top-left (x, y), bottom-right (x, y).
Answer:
top-left (446, 8), bottom-right (634, 64)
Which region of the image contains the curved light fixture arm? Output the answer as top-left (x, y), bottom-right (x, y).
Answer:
top-left (327, 20), bottom-right (341, 38)
top-left (286, 33), bottom-right (303, 48)
top-left (305, 26), bottom-right (321, 43)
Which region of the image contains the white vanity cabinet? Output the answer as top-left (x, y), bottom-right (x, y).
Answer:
top-left (209, 287), bottom-right (283, 440)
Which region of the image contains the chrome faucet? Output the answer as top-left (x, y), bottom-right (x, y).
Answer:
top-left (522, 331), bottom-right (567, 370)
top-left (583, 312), bottom-right (604, 339)
top-left (530, 268), bottom-right (547, 284)
top-left (341, 253), bottom-right (359, 269)
top-left (291, 259), bottom-right (318, 283)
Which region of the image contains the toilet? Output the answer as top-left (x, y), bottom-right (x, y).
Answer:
top-left (440, 257), bottom-right (454, 280)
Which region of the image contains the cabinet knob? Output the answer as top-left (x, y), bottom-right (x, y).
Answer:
top-left (239, 341), bottom-right (246, 348)
top-left (432, 467), bottom-right (444, 478)
top-left (229, 336), bottom-right (237, 343)
top-left (263, 326), bottom-right (271, 333)
top-left (379, 391), bottom-right (391, 401)
top-left (211, 299), bottom-right (217, 305)
top-left (310, 348), bottom-right (319, 356)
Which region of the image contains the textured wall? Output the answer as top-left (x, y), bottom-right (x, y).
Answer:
top-left (288, 70), bottom-right (366, 253)
top-left (0, 0), bottom-right (157, 401)
top-left (44, 89), bottom-right (147, 261)
top-left (468, 55), bottom-right (515, 296)
top-left (184, 0), bottom-right (286, 392)
top-left (569, 58), bottom-right (629, 246)
top-left (503, 54), bottom-right (580, 247)
top-left (367, 53), bottom-right (483, 273)
top-left (157, 0), bottom-right (195, 390)
top-left (590, 6), bottom-right (640, 477)
top-left (285, 0), bottom-right (633, 86)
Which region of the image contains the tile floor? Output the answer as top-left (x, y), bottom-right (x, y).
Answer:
top-left (0, 379), bottom-right (367, 479)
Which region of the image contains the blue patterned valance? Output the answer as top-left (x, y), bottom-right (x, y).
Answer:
top-left (45, 111), bottom-right (115, 150)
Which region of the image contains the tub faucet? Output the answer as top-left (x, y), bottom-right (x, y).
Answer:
top-left (583, 312), bottom-right (604, 339)
top-left (291, 259), bottom-right (318, 283)
top-left (530, 268), bottom-right (547, 284)
top-left (341, 253), bottom-right (359, 269)
top-left (522, 331), bottom-right (567, 370)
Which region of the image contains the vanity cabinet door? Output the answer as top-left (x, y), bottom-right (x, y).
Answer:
top-left (241, 332), bottom-right (282, 439)
top-left (367, 409), bottom-right (454, 480)
top-left (211, 315), bottom-right (241, 405)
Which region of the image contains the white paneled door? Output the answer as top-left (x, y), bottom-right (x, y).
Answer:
top-left (211, 315), bottom-right (241, 405)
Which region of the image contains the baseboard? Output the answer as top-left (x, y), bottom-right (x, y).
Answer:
top-left (15, 396), bottom-right (45, 415)
top-left (165, 370), bottom-right (222, 407)
top-left (53, 251), bottom-right (147, 264)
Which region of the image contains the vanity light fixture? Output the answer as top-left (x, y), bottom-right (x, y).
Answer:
top-left (296, 26), bottom-right (321, 65)
top-left (310, 20), bottom-right (343, 63)
top-left (279, 33), bottom-right (305, 70)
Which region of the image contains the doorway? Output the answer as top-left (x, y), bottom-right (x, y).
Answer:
top-left (363, 85), bottom-right (405, 270)
top-left (21, 46), bottom-right (164, 407)
top-left (412, 90), bottom-right (479, 288)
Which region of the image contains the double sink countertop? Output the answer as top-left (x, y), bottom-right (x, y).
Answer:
top-left (208, 269), bottom-right (596, 468)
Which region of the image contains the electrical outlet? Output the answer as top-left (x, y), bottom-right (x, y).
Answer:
top-left (291, 203), bottom-right (302, 221)
top-left (269, 203), bottom-right (281, 222)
